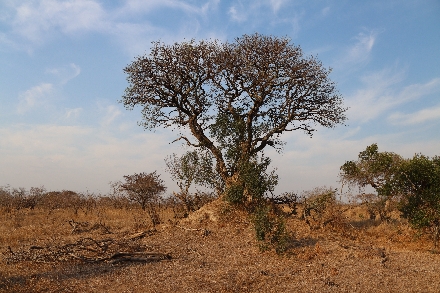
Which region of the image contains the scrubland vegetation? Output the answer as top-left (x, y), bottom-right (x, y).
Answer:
top-left (1, 179), bottom-right (440, 292)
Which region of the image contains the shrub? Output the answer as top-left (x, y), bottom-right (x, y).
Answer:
top-left (224, 182), bottom-right (246, 205)
top-left (398, 154), bottom-right (440, 249)
top-left (301, 187), bottom-right (341, 229)
top-left (252, 203), bottom-right (289, 253)
top-left (113, 171), bottom-right (167, 226)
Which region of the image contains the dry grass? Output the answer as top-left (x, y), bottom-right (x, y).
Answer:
top-left (1, 200), bottom-right (440, 293)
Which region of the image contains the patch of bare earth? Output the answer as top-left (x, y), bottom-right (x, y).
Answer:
top-left (1, 201), bottom-right (440, 292)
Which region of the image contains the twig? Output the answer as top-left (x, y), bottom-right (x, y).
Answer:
top-left (176, 225), bottom-right (211, 236)
top-left (176, 225), bottom-right (202, 231)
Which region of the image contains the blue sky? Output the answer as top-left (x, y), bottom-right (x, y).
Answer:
top-left (1, 0), bottom-right (439, 195)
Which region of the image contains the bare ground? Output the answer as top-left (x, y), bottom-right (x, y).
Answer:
top-left (1, 201), bottom-right (440, 292)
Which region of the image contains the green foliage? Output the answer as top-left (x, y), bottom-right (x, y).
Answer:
top-left (302, 187), bottom-right (337, 214)
top-left (342, 144), bottom-right (440, 248)
top-left (224, 155), bottom-right (278, 205)
top-left (340, 143), bottom-right (403, 197)
top-left (123, 33), bottom-right (346, 251)
top-left (165, 150), bottom-right (222, 193)
top-left (252, 204), bottom-right (289, 253)
top-left (122, 33), bottom-right (346, 200)
top-left (165, 150), bottom-right (223, 212)
top-left (398, 154), bottom-right (440, 248)
top-left (224, 182), bottom-right (246, 205)
top-left (355, 193), bottom-right (392, 221)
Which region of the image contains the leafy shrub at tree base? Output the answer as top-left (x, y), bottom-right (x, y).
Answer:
top-left (252, 203), bottom-right (290, 254)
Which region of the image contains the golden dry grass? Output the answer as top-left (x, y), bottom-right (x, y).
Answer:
top-left (1, 201), bottom-right (440, 292)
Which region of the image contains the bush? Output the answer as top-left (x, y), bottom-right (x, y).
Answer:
top-left (224, 182), bottom-right (246, 205)
top-left (301, 187), bottom-right (342, 230)
top-left (398, 154), bottom-right (440, 249)
top-left (252, 203), bottom-right (289, 253)
top-left (0, 186), bottom-right (13, 212)
top-left (0, 186), bottom-right (46, 211)
top-left (113, 171), bottom-right (167, 226)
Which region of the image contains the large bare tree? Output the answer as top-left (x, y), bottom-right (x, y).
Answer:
top-left (122, 34), bottom-right (347, 196)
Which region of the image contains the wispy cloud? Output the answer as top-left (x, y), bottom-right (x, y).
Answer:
top-left (335, 30), bottom-right (378, 70)
top-left (101, 105), bottom-right (122, 126)
top-left (1, 0), bottom-right (221, 55)
top-left (11, 0), bottom-right (107, 43)
top-left (268, 122), bottom-right (440, 193)
top-left (269, 0), bottom-right (287, 13)
top-left (228, 3), bottom-right (247, 22)
top-left (121, 0), bottom-right (218, 16)
top-left (389, 105), bottom-right (440, 125)
top-left (228, 0), bottom-right (294, 23)
top-left (64, 108), bottom-right (83, 120)
top-left (346, 68), bottom-right (440, 123)
top-left (17, 83), bottom-right (54, 114)
top-left (46, 63), bottom-right (80, 84)
top-left (349, 32), bottom-right (376, 61)
top-left (0, 123), bottom-right (174, 192)
top-left (321, 6), bottom-right (330, 16)
top-left (16, 62), bottom-right (81, 115)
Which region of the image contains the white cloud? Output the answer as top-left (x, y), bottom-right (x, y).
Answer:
top-left (0, 0), bottom-right (219, 55)
top-left (347, 31), bottom-right (376, 63)
top-left (321, 6), bottom-right (330, 16)
top-left (389, 105), bottom-right (440, 125)
top-left (46, 63), bottom-right (81, 84)
top-left (65, 107), bottom-right (83, 119)
top-left (268, 123), bottom-right (440, 194)
top-left (334, 30), bottom-right (378, 70)
top-left (228, 4), bottom-right (247, 22)
top-left (16, 62), bottom-right (81, 114)
top-left (228, 0), bottom-right (294, 23)
top-left (17, 83), bottom-right (54, 113)
top-left (108, 22), bottom-right (161, 56)
top-left (0, 31), bottom-right (18, 48)
top-left (269, 0), bottom-right (287, 13)
top-left (346, 68), bottom-right (440, 122)
top-left (122, 0), bottom-right (217, 16)
top-left (0, 123), bottom-right (174, 192)
top-left (397, 77), bottom-right (440, 102)
top-left (11, 0), bottom-right (107, 43)
top-left (101, 105), bottom-right (122, 126)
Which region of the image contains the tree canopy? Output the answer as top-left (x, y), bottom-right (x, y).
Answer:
top-left (339, 143), bottom-right (404, 197)
top-left (117, 171), bottom-right (166, 211)
top-left (122, 33), bottom-right (347, 194)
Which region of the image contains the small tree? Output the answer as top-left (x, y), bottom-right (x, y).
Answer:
top-left (340, 144), bottom-right (403, 195)
top-left (165, 150), bottom-right (222, 213)
top-left (116, 171), bottom-right (166, 226)
top-left (340, 143), bottom-right (403, 220)
top-left (398, 154), bottom-right (440, 249)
